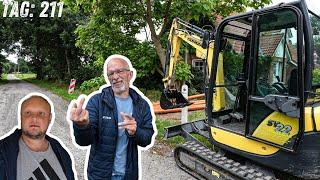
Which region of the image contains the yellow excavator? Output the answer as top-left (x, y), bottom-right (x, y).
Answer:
top-left (160, 18), bottom-right (225, 111)
top-left (165, 0), bottom-right (320, 179)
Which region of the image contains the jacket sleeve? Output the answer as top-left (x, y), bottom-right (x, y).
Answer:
top-left (128, 100), bottom-right (155, 147)
top-left (73, 95), bottom-right (99, 146)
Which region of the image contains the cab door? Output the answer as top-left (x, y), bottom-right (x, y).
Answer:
top-left (246, 6), bottom-right (304, 151)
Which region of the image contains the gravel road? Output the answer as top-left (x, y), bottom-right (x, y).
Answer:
top-left (0, 74), bottom-right (194, 180)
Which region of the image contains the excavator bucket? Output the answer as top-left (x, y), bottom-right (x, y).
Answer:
top-left (160, 90), bottom-right (193, 109)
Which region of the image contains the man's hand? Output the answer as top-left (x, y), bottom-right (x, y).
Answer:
top-left (119, 112), bottom-right (137, 136)
top-left (70, 97), bottom-right (89, 127)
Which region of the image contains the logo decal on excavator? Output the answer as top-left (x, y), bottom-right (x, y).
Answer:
top-left (267, 120), bottom-right (292, 135)
top-left (211, 170), bottom-right (220, 178)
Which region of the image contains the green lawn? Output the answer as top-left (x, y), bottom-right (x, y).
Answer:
top-left (0, 74), bottom-right (8, 85)
top-left (14, 73), bottom-right (36, 79)
top-left (140, 89), bottom-right (162, 102)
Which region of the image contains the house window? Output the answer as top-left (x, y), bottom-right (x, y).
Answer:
top-left (192, 59), bottom-right (205, 71)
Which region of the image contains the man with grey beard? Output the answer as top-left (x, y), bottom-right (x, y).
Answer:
top-left (69, 54), bottom-right (155, 180)
top-left (0, 93), bottom-right (75, 180)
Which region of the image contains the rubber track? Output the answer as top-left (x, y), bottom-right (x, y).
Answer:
top-left (174, 141), bottom-right (277, 180)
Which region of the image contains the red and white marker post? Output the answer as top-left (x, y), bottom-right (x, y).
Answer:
top-left (68, 79), bottom-right (76, 94)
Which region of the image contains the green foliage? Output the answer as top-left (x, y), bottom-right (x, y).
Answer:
top-left (80, 75), bottom-right (105, 92)
top-left (257, 55), bottom-right (273, 78)
top-left (0, 54), bottom-right (8, 76)
top-left (1, 61), bottom-right (17, 74)
top-left (134, 73), bottom-right (163, 91)
top-left (190, 68), bottom-right (206, 94)
top-left (17, 59), bottom-right (29, 73)
top-left (313, 68), bottom-right (320, 84)
top-left (140, 89), bottom-right (162, 102)
top-left (224, 48), bottom-right (244, 84)
top-left (1, 74), bottom-right (8, 80)
top-left (78, 41), bottom-right (162, 92)
top-left (175, 61), bottom-right (194, 82)
top-left (1, 0), bottom-right (88, 80)
top-left (311, 16), bottom-right (320, 36)
top-left (127, 42), bottom-right (159, 79)
top-left (72, 62), bottom-right (102, 85)
top-left (0, 74), bottom-right (8, 85)
top-left (315, 36), bottom-right (320, 62)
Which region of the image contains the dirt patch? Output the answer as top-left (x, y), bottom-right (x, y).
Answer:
top-left (157, 112), bottom-right (182, 120)
top-left (149, 141), bottom-right (173, 156)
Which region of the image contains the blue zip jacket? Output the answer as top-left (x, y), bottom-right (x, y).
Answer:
top-left (73, 86), bottom-right (154, 180)
top-left (0, 129), bottom-right (75, 180)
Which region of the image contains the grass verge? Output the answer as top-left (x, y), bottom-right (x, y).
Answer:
top-left (25, 78), bottom-right (81, 101)
top-left (14, 73), bottom-right (36, 79)
top-left (0, 74), bottom-right (8, 85)
top-left (16, 74), bottom-right (81, 101)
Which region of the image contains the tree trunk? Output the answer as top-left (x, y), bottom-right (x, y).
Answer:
top-left (144, 0), bottom-right (167, 72)
top-left (34, 56), bottom-right (44, 80)
top-left (152, 37), bottom-right (166, 71)
top-left (35, 65), bottom-right (44, 80)
top-left (65, 49), bottom-right (71, 79)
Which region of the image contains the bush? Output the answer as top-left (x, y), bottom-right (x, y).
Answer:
top-left (175, 61), bottom-right (193, 82)
top-left (80, 75), bottom-right (105, 92)
top-left (190, 68), bottom-right (205, 93)
top-left (134, 72), bottom-right (163, 91)
top-left (73, 63), bottom-right (102, 84)
top-left (313, 68), bottom-right (320, 84)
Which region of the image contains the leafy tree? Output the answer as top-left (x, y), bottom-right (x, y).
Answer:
top-left (311, 15), bottom-right (320, 36)
top-left (0, 54), bottom-right (8, 75)
top-left (64, 0), bottom-right (272, 74)
top-left (311, 15), bottom-right (320, 57)
top-left (1, 0), bottom-right (88, 80)
top-left (17, 58), bottom-right (30, 73)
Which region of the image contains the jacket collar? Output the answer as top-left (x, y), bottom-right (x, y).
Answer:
top-left (101, 86), bottom-right (140, 108)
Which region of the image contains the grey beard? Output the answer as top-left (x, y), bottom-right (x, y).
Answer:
top-left (22, 129), bottom-right (45, 139)
top-left (112, 84), bottom-right (126, 94)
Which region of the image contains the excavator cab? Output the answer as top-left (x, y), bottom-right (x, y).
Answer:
top-left (207, 0), bottom-right (320, 178)
top-left (160, 18), bottom-right (214, 109)
top-left (165, 0), bottom-right (320, 179)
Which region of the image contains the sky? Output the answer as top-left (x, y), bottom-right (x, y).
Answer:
top-left (1, 51), bottom-right (18, 64)
top-left (2, 0), bottom-right (320, 64)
